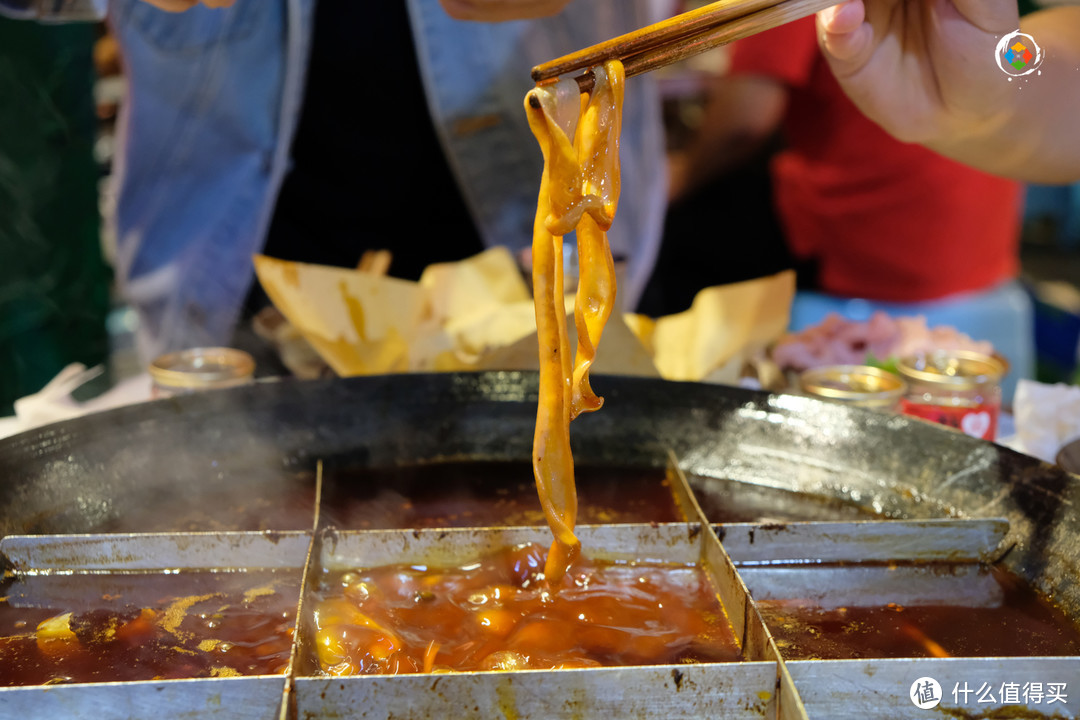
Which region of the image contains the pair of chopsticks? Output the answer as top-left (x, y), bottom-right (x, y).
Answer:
top-left (530, 0), bottom-right (838, 95)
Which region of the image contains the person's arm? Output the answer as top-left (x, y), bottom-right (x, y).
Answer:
top-left (818, 0), bottom-right (1080, 184)
top-left (0, 0), bottom-right (101, 19)
top-left (105, 0), bottom-right (565, 19)
top-left (668, 75), bottom-right (787, 202)
top-left (672, 17), bottom-right (821, 201)
top-left (438, 0), bottom-right (574, 22)
top-left (137, 0), bottom-right (232, 9)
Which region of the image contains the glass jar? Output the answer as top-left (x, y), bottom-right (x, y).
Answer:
top-left (799, 365), bottom-right (907, 412)
top-left (896, 350), bottom-right (1006, 441)
top-left (149, 347), bottom-right (255, 398)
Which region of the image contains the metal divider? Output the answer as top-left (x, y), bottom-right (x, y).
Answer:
top-left (666, 448), bottom-right (710, 524)
top-left (788, 657), bottom-right (1080, 719)
top-left (294, 524), bottom-right (783, 719)
top-left (277, 459), bottom-right (325, 720)
top-left (669, 459), bottom-right (811, 720)
top-left (666, 454), bottom-right (1069, 720)
top-left (701, 513), bottom-right (1063, 719)
top-left (288, 455), bottom-right (792, 718)
top-left (716, 518), bottom-right (1010, 565)
top-left (0, 530), bottom-right (313, 720)
top-left (1, 453), bottom-right (1070, 720)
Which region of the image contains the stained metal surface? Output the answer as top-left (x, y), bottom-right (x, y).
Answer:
top-left (740, 564), bottom-right (1004, 609)
top-left (788, 658), bottom-right (1079, 719)
top-left (0, 372), bottom-right (1078, 719)
top-left (297, 523), bottom-right (791, 719)
top-left (295, 664), bottom-right (779, 720)
top-left (666, 455), bottom-right (707, 523)
top-left (0, 532), bottom-right (309, 719)
top-left (0, 373), bottom-right (1074, 589)
top-left (1, 531), bottom-right (312, 572)
top-left (730, 519), bottom-right (1011, 616)
top-left (0, 677), bottom-right (287, 720)
top-left (1, 372), bottom-right (1073, 606)
top-left (718, 519), bottom-right (1009, 565)
top-left (777, 662), bottom-right (810, 720)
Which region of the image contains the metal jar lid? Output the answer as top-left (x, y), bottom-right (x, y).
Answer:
top-left (896, 350), bottom-right (1007, 390)
top-left (799, 365), bottom-right (907, 409)
top-left (149, 347), bottom-right (255, 391)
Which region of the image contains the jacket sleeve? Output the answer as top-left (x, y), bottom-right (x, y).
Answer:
top-left (0, 0), bottom-right (104, 21)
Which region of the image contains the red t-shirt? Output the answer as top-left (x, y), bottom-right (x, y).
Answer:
top-left (729, 17), bottom-right (1021, 302)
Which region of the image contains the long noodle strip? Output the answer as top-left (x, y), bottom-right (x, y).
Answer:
top-left (526, 94), bottom-right (579, 585)
top-left (525, 61), bottom-right (624, 585)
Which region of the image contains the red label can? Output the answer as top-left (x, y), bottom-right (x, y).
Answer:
top-left (899, 399), bottom-right (999, 440)
top-left (897, 351), bottom-right (1007, 442)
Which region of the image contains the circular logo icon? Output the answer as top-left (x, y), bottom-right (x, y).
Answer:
top-left (910, 677), bottom-right (943, 710)
top-left (996, 31), bottom-right (1043, 77)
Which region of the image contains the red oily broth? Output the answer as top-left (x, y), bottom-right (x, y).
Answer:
top-left (319, 462), bottom-right (683, 530)
top-left (308, 542), bottom-right (740, 675)
top-left (0, 570), bottom-right (299, 686)
top-left (757, 566), bottom-right (1080, 660)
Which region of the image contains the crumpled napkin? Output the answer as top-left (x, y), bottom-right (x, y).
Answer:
top-left (255, 247), bottom-right (794, 386)
top-left (0, 364), bottom-right (152, 441)
top-left (1011, 379), bottom-right (1080, 463)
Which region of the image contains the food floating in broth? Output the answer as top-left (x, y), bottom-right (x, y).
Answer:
top-left (309, 542), bottom-right (740, 675)
top-left (0, 571), bottom-right (299, 686)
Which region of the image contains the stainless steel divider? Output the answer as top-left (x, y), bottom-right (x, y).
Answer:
top-left (1, 452), bottom-right (1072, 720)
top-left (788, 658), bottom-right (1080, 719)
top-left (0, 531), bottom-right (313, 720)
top-left (671, 460), bottom-right (812, 720)
top-left (294, 523), bottom-right (788, 719)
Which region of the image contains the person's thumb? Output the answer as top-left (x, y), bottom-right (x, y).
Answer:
top-left (816, 1), bottom-right (873, 73)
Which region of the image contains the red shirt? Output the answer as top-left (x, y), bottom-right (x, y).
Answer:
top-left (729, 17), bottom-right (1021, 302)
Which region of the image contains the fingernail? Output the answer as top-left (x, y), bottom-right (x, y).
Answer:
top-left (818, 4), bottom-right (840, 29)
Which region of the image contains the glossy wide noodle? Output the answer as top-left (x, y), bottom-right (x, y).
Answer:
top-left (525, 61), bottom-right (624, 585)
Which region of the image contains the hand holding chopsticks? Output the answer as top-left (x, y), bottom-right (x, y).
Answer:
top-left (531, 0), bottom-right (839, 93)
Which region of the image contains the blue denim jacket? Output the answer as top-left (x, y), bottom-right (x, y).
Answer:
top-left (4, 0), bottom-right (666, 361)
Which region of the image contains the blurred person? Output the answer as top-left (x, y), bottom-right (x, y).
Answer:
top-left (2, 0), bottom-right (668, 364)
top-left (666, 15), bottom-right (1032, 397)
top-left (0, 14), bottom-right (110, 414)
top-left (637, 83), bottom-right (791, 318)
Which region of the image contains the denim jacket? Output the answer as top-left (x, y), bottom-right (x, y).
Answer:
top-left (4, 0), bottom-right (667, 362)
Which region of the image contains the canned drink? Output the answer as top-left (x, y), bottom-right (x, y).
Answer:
top-left (149, 347), bottom-right (255, 398)
top-left (896, 350), bottom-right (1007, 441)
top-left (799, 365), bottom-right (907, 412)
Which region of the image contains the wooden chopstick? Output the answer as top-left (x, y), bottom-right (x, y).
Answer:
top-left (532, 0), bottom-right (781, 83)
top-left (530, 0), bottom-right (837, 95)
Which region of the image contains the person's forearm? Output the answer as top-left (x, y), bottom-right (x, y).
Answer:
top-left (438, 0), bottom-right (574, 22)
top-left (671, 75), bottom-right (785, 200)
top-left (0, 0), bottom-right (102, 20)
top-left (675, 128), bottom-right (770, 199)
top-left (931, 7), bottom-right (1080, 184)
